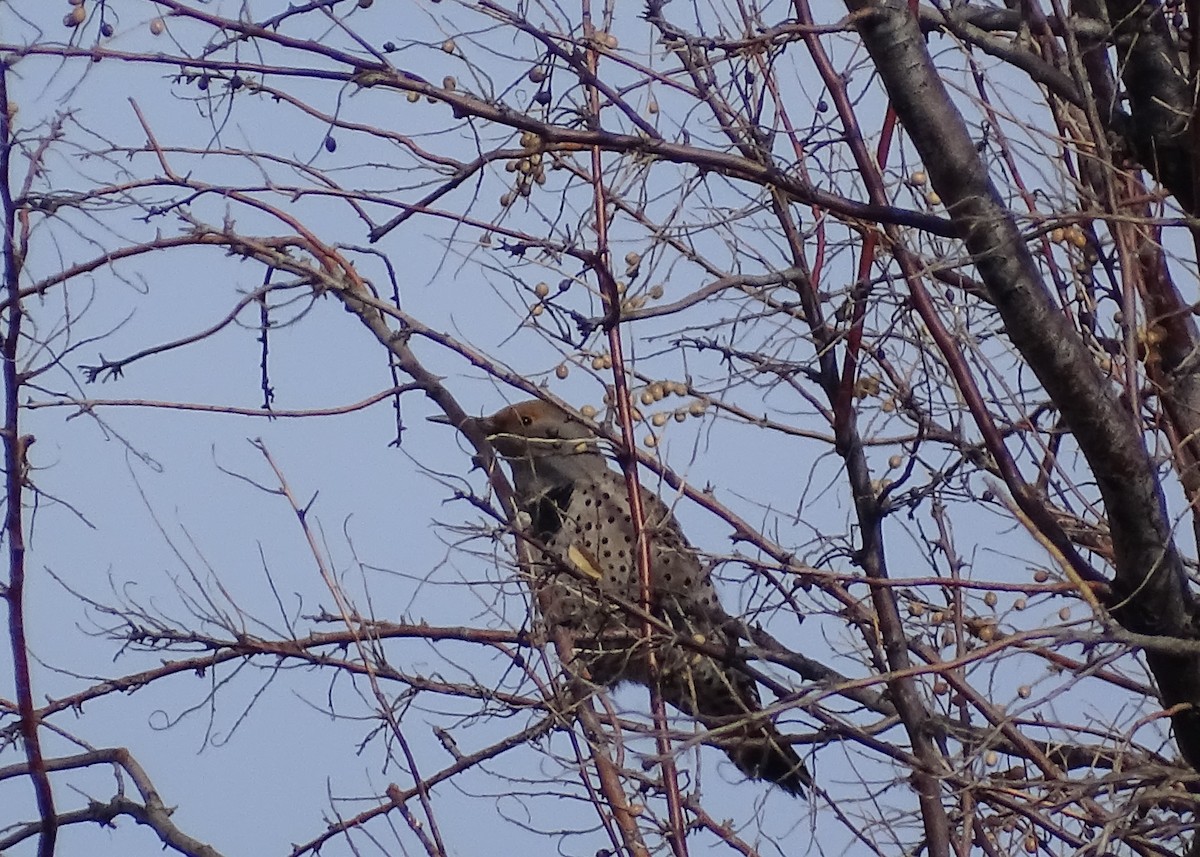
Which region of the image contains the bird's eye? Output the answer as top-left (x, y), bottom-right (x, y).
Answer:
top-left (520, 415), bottom-right (533, 426)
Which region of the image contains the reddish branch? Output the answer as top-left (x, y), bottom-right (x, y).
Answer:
top-left (0, 60), bottom-right (56, 857)
top-left (580, 6), bottom-right (690, 853)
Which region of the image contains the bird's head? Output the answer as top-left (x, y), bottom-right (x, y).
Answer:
top-left (430, 399), bottom-right (604, 464)
top-left (473, 400), bottom-right (600, 461)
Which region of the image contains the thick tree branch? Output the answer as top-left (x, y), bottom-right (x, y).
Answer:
top-left (848, 0), bottom-right (1200, 770)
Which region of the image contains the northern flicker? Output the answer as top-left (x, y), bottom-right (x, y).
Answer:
top-left (439, 398), bottom-right (811, 796)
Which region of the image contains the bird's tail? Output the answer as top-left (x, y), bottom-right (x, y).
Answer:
top-left (592, 616), bottom-right (813, 796)
top-left (724, 724), bottom-right (811, 797)
top-left (657, 651), bottom-right (812, 796)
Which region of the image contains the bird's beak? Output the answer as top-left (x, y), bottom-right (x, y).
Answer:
top-left (428, 412), bottom-right (490, 434)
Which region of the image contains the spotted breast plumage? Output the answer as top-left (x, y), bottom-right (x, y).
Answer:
top-left (446, 398), bottom-right (810, 796)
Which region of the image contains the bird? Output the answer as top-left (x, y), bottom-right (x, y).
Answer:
top-left (437, 398), bottom-right (811, 796)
